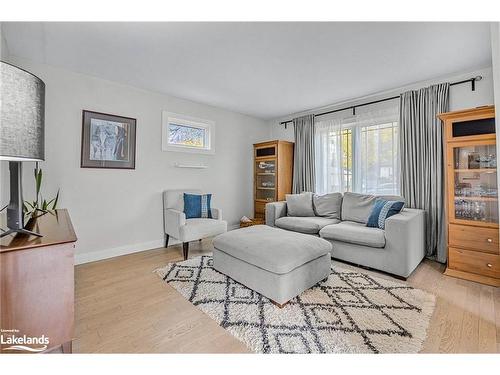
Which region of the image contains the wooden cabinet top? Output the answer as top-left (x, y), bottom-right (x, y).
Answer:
top-left (438, 105), bottom-right (495, 121)
top-left (0, 209), bottom-right (77, 253)
top-left (253, 140), bottom-right (294, 147)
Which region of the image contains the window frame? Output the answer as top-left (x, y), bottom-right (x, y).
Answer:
top-left (161, 111), bottom-right (215, 154)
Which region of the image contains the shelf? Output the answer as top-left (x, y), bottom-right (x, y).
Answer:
top-left (256, 187), bottom-right (275, 190)
top-left (450, 217), bottom-right (499, 229)
top-left (454, 168), bottom-right (496, 173)
top-left (255, 199), bottom-right (275, 203)
top-left (454, 196), bottom-right (498, 201)
top-left (173, 163), bottom-right (208, 169)
top-left (453, 218), bottom-right (499, 226)
top-left (255, 156), bottom-right (277, 161)
top-left (256, 173), bottom-right (275, 176)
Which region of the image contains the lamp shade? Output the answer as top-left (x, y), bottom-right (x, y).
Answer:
top-left (0, 61), bottom-right (45, 161)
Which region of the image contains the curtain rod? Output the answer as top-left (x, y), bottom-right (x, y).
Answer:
top-left (279, 76), bottom-right (483, 127)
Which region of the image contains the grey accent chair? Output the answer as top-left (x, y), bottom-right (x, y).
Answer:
top-left (163, 189), bottom-right (227, 260)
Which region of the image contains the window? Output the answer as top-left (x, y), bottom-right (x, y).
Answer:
top-left (315, 107), bottom-right (399, 195)
top-left (162, 111), bottom-right (215, 154)
top-left (359, 121), bottom-right (398, 195)
top-left (168, 123), bottom-right (207, 148)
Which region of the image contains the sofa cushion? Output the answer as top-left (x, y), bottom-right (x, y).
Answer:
top-left (275, 216), bottom-right (340, 234)
top-left (319, 221), bottom-right (386, 248)
top-left (341, 192), bottom-right (376, 224)
top-left (341, 192), bottom-right (404, 224)
top-left (212, 225), bottom-right (332, 274)
top-left (313, 192), bottom-right (343, 219)
top-left (379, 195), bottom-right (406, 203)
top-left (286, 192), bottom-right (315, 217)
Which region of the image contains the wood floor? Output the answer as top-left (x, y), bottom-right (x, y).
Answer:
top-left (74, 240), bottom-right (500, 353)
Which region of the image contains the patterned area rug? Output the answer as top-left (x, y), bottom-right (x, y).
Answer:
top-left (155, 255), bottom-right (435, 353)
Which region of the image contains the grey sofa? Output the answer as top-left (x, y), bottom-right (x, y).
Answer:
top-left (265, 192), bottom-right (426, 279)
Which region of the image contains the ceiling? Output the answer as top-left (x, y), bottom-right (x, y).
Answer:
top-left (1, 22), bottom-right (493, 119)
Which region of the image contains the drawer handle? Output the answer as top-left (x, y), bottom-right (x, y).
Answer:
top-left (487, 263), bottom-right (493, 268)
top-left (487, 238), bottom-right (493, 243)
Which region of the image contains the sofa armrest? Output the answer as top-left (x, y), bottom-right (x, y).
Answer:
top-left (265, 201), bottom-right (287, 227)
top-left (211, 207), bottom-right (222, 220)
top-left (384, 208), bottom-right (426, 274)
top-left (385, 208), bottom-right (425, 229)
top-left (165, 208), bottom-right (186, 239)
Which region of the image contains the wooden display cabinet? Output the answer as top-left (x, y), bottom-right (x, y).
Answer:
top-left (439, 106), bottom-right (500, 286)
top-left (253, 140), bottom-right (294, 219)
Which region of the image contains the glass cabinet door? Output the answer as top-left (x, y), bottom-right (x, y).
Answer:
top-left (255, 159), bottom-right (276, 202)
top-left (451, 141), bottom-right (498, 224)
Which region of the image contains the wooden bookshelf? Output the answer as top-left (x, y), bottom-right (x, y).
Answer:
top-left (253, 140), bottom-right (294, 219)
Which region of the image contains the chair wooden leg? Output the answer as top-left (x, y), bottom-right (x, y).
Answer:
top-left (183, 242), bottom-right (189, 260)
top-left (165, 234), bottom-right (170, 248)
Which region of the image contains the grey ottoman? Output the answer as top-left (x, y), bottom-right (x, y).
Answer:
top-left (212, 225), bottom-right (332, 307)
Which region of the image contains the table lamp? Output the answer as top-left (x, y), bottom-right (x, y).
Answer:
top-left (0, 61), bottom-right (45, 237)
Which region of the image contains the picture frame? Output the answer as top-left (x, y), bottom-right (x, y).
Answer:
top-left (80, 110), bottom-right (137, 169)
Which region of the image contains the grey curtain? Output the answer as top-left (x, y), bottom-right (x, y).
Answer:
top-left (292, 114), bottom-right (316, 193)
top-left (399, 83), bottom-right (450, 263)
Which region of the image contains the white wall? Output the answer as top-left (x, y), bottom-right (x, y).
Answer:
top-left (490, 23), bottom-right (500, 219)
top-left (0, 56), bottom-right (269, 264)
top-left (492, 25), bottom-right (500, 117)
top-left (0, 24), bottom-right (9, 60)
top-left (269, 66), bottom-right (495, 141)
top-left (491, 24), bottom-right (500, 114)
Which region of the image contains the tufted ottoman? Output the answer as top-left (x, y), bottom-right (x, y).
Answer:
top-left (212, 225), bottom-right (332, 307)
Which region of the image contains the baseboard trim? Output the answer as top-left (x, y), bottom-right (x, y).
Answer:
top-left (74, 223), bottom-right (240, 265)
top-left (74, 238), bottom-right (171, 265)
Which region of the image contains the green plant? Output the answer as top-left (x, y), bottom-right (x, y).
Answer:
top-left (23, 164), bottom-right (60, 216)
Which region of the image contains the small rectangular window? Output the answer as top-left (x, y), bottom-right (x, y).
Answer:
top-left (162, 112), bottom-right (215, 154)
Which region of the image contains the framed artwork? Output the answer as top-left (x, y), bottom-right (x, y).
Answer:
top-left (81, 110), bottom-right (137, 169)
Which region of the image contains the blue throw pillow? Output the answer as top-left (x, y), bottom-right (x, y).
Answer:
top-left (366, 199), bottom-right (404, 229)
top-left (183, 193), bottom-right (212, 219)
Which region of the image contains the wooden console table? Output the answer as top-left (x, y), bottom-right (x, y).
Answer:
top-left (0, 209), bottom-right (77, 353)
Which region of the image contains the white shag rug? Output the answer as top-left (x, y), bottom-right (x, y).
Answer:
top-left (155, 255), bottom-right (435, 353)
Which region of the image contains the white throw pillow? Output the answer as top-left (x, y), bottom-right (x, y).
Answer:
top-left (286, 192), bottom-right (315, 217)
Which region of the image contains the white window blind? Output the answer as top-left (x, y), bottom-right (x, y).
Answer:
top-left (315, 106), bottom-right (399, 195)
